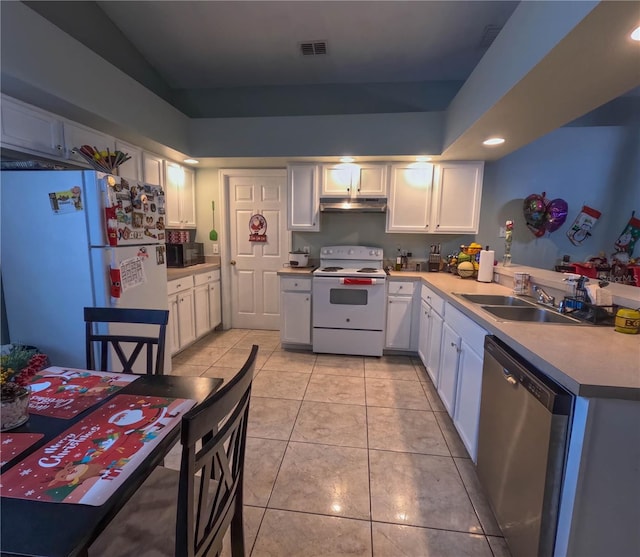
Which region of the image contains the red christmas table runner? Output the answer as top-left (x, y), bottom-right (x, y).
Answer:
top-left (1, 394), bottom-right (195, 506)
top-left (28, 367), bottom-right (139, 419)
top-left (0, 433), bottom-right (44, 467)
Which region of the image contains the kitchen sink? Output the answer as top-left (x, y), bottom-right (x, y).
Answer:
top-left (456, 294), bottom-right (534, 307)
top-left (480, 305), bottom-right (583, 324)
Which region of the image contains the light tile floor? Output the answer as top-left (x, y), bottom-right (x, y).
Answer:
top-left (166, 329), bottom-right (512, 557)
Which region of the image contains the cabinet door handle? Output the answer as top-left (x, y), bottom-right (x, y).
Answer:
top-left (305, 297), bottom-right (309, 301)
top-left (230, 260), bottom-right (237, 265)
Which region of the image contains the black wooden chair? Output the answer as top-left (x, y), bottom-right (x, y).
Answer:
top-left (84, 307), bottom-right (169, 375)
top-left (87, 345), bottom-right (259, 557)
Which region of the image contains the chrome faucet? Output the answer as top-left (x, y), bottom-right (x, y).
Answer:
top-left (533, 285), bottom-right (555, 307)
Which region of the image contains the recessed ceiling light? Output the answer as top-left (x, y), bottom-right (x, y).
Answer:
top-left (631, 26), bottom-right (640, 41)
top-left (416, 156), bottom-right (432, 162)
top-left (483, 137), bottom-right (506, 146)
top-left (183, 158), bottom-right (199, 164)
top-left (340, 156), bottom-right (355, 163)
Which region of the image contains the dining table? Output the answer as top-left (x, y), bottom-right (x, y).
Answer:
top-left (0, 370), bottom-right (224, 557)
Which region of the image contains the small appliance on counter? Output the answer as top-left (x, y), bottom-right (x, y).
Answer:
top-left (428, 244), bottom-right (441, 272)
top-left (166, 242), bottom-right (205, 268)
top-left (289, 250), bottom-right (310, 267)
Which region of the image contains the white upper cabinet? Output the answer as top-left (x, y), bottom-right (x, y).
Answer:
top-left (432, 162), bottom-right (484, 234)
top-left (321, 163), bottom-right (387, 197)
top-left (181, 167), bottom-right (196, 227)
top-left (387, 163), bottom-right (434, 233)
top-left (62, 121), bottom-right (115, 165)
top-left (164, 161), bottom-right (196, 228)
top-left (287, 164), bottom-right (320, 231)
top-left (1, 95), bottom-right (64, 157)
top-left (142, 152), bottom-right (164, 186)
top-left (114, 140), bottom-right (142, 182)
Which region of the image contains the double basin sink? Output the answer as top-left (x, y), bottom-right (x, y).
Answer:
top-left (455, 294), bottom-right (582, 325)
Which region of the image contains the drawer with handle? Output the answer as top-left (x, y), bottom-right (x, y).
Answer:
top-left (167, 275), bottom-right (194, 295)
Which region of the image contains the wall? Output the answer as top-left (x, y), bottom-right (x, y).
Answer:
top-left (293, 213), bottom-right (474, 268)
top-left (478, 122), bottom-right (640, 270)
top-left (194, 168), bottom-right (474, 267)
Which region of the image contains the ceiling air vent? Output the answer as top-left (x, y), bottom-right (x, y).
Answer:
top-left (478, 24), bottom-right (502, 48)
top-left (300, 41), bottom-right (328, 56)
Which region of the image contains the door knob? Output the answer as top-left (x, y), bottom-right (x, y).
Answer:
top-left (230, 260), bottom-right (237, 265)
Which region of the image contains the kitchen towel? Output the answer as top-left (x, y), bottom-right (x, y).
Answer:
top-left (477, 250), bottom-right (495, 282)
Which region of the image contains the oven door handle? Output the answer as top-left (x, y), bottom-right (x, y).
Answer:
top-left (340, 278), bottom-right (377, 285)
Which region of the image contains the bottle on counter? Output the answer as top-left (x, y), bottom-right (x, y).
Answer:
top-left (395, 248), bottom-right (403, 271)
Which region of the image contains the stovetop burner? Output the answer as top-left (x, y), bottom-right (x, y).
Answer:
top-left (320, 267), bottom-right (343, 272)
top-left (358, 268), bottom-right (378, 273)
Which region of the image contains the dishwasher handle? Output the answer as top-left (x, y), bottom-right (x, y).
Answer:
top-left (484, 336), bottom-right (572, 415)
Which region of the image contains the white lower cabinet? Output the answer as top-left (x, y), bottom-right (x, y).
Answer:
top-left (418, 285), bottom-right (445, 384)
top-left (194, 283), bottom-right (210, 339)
top-left (280, 276), bottom-right (312, 345)
top-left (452, 341), bottom-right (484, 462)
top-left (176, 288), bottom-right (196, 350)
top-left (194, 270), bottom-right (222, 339)
top-left (167, 294), bottom-right (180, 359)
top-left (437, 302), bottom-right (487, 462)
top-left (438, 322), bottom-right (461, 415)
top-left (385, 280), bottom-right (416, 350)
top-left (418, 299), bottom-right (430, 364)
top-left (208, 280), bottom-right (222, 330)
top-left (168, 270), bottom-right (221, 356)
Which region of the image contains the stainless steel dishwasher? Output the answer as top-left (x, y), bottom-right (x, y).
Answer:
top-left (476, 336), bottom-right (573, 557)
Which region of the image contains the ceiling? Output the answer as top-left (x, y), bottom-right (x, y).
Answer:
top-left (25, 0), bottom-right (519, 117)
top-left (11, 1), bottom-right (640, 165)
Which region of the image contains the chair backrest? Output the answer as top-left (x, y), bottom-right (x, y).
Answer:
top-left (84, 307), bottom-right (169, 375)
top-left (176, 345), bottom-right (258, 557)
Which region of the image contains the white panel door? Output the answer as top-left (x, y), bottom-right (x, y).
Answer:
top-left (229, 172), bottom-right (287, 329)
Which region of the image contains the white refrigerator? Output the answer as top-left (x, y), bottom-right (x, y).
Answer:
top-left (1, 170), bottom-right (171, 372)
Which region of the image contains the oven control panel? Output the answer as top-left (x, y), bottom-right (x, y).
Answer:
top-left (320, 245), bottom-right (382, 260)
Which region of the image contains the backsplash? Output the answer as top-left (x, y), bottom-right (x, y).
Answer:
top-left (292, 212), bottom-right (476, 267)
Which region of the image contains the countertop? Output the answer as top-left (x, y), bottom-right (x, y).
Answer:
top-left (387, 270), bottom-right (640, 400)
top-left (277, 266), bottom-right (316, 276)
top-left (167, 262), bottom-right (220, 281)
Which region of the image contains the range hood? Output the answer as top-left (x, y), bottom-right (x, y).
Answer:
top-left (319, 198), bottom-right (387, 213)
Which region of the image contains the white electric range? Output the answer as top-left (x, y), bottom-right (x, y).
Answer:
top-left (312, 245), bottom-right (387, 357)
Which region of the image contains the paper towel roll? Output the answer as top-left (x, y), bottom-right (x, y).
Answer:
top-left (477, 250), bottom-right (495, 282)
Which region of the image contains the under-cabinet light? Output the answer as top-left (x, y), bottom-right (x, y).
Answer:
top-left (631, 26), bottom-right (640, 41)
top-left (183, 158), bottom-right (199, 164)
